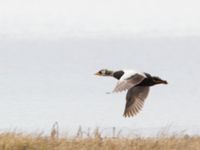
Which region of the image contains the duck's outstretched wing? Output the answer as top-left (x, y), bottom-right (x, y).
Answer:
top-left (123, 86), bottom-right (150, 117)
top-left (113, 73), bottom-right (145, 92)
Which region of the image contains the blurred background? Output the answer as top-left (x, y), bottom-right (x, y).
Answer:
top-left (0, 0), bottom-right (200, 136)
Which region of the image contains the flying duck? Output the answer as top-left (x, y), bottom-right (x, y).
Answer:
top-left (95, 69), bottom-right (168, 117)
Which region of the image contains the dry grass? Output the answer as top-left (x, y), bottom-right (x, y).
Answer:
top-left (0, 125), bottom-right (199, 150)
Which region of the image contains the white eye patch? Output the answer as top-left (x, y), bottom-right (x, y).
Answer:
top-left (101, 70), bottom-right (106, 74)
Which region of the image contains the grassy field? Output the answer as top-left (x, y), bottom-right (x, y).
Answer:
top-left (0, 129), bottom-right (199, 150)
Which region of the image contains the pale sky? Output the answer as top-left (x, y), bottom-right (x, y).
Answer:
top-left (0, 0), bottom-right (200, 38)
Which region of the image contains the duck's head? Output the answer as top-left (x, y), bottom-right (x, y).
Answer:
top-left (152, 76), bottom-right (168, 85)
top-left (95, 69), bottom-right (113, 77)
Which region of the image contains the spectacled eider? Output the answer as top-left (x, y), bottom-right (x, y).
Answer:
top-left (95, 69), bottom-right (168, 117)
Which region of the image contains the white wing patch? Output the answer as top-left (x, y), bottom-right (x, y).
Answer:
top-left (113, 70), bottom-right (146, 92)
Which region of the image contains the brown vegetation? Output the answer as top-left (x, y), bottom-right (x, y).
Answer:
top-left (0, 129), bottom-right (199, 150)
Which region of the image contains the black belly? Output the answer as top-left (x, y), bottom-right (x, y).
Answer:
top-left (137, 77), bottom-right (155, 86)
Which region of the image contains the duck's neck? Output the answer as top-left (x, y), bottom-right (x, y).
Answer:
top-left (105, 70), bottom-right (115, 76)
top-left (112, 70), bottom-right (124, 80)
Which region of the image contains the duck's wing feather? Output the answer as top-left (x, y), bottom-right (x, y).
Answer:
top-left (113, 73), bottom-right (145, 92)
top-left (123, 86), bottom-right (149, 117)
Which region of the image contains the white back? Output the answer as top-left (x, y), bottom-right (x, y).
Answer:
top-left (113, 69), bottom-right (146, 92)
